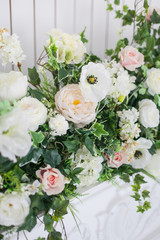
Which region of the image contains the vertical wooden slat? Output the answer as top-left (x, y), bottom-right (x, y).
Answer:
top-left (0, 0), bottom-right (11, 72)
top-left (35, 0), bottom-right (55, 63)
top-left (104, 1), bottom-right (110, 57)
top-left (74, 0), bottom-right (92, 53)
top-left (91, 0), bottom-right (107, 59)
top-left (11, 0), bottom-right (34, 74)
top-left (56, 0), bottom-right (74, 34)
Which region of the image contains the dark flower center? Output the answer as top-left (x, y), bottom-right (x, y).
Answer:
top-left (87, 75), bottom-right (98, 84)
top-left (134, 150), bottom-right (142, 159)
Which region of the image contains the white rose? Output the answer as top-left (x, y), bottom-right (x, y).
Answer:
top-left (18, 96), bottom-right (47, 131)
top-left (146, 68), bottom-right (160, 95)
top-left (0, 193), bottom-right (30, 226)
top-left (0, 71), bottom-right (28, 101)
top-left (145, 150), bottom-right (160, 181)
top-left (139, 99), bottom-right (159, 128)
top-left (79, 62), bottom-right (112, 102)
top-left (0, 109), bottom-right (32, 162)
top-left (131, 138), bottom-right (152, 169)
top-left (49, 114), bottom-right (69, 136)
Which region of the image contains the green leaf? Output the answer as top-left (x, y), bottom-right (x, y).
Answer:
top-left (107, 4), bottom-right (113, 11)
top-left (72, 167), bottom-right (84, 175)
top-left (137, 205), bottom-right (145, 213)
top-left (139, 87), bottom-right (146, 95)
top-left (18, 209), bottom-right (37, 232)
top-left (134, 174), bottom-right (146, 185)
top-left (122, 10), bottom-right (135, 26)
top-left (28, 88), bottom-right (45, 101)
top-left (155, 140), bottom-right (160, 149)
top-left (123, 5), bottom-right (128, 12)
top-left (142, 190), bottom-right (150, 199)
top-left (84, 136), bottom-right (94, 155)
top-left (63, 139), bottom-right (80, 153)
top-left (131, 192), bottom-right (141, 201)
top-left (115, 10), bottom-right (123, 18)
top-left (47, 231), bottom-right (62, 240)
top-left (154, 94), bottom-right (160, 107)
top-left (114, 0), bottom-right (120, 5)
top-left (30, 131), bottom-right (45, 147)
top-left (143, 201), bottom-right (151, 211)
top-left (0, 154), bottom-right (15, 173)
top-left (43, 150), bottom-right (61, 167)
top-left (105, 49), bottom-right (114, 56)
top-left (52, 198), bottom-right (69, 217)
top-left (0, 100), bottom-right (16, 116)
top-left (151, 9), bottom-right (160, 24)
top-left (44, 214), bottom-right (54, 232)
top-left (19, 147), bottom-right (43, 167)
top-left (34, 238), bottom-right (45, 240)
top-left (30, 194), bottom-right (47, 211)
top-left (80, 27), bottom-right (88, 44)
top-left (141, 65), bottom-right (148, 77)
top-left (131, 184), bottom-right (140, 192)
top-left (58, 67), bottom-right (73, 81)
top-left (92, 123), bottom-right (109, 139)
top-left (120, 173), bottom-right (130, 183)
top-left (28, 67), bottom-right (41, 86)
top-left (146, 36), bottom-right (155, 53)
top-left (144, 0), bottom-right (149, 10)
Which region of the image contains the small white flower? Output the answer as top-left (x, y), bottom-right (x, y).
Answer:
top-left (79, 62), bottom-right (112, 102)
top-left (22, 180), bottom-right (41, 195)
top-left (0, 175), bottom-right (3, 189)
top-left (18, 96), bottom-right (47, 131)
top-left (145, 150), bottom-right (160, 180)
top-left (71, 146), bottom-right (103, 187)
top-left (49, 114), bottom-right (69, 136)
top-left (0, 71), bottom-right (28, 101)
top-left (0, 109), bottom-right (32, 162)
top-left (0, 193), bottom-right (30, 226)
top-left (131, 138), bottom-right (152, 169)
top-left (139, 99), bottom-right (159, 128)
top-left (0, 29), bottom-right (25, 66)
top-left (146, 68), bottom-right (160, 95)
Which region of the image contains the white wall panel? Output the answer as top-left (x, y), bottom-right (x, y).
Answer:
top-left (0, 0), bottom-right (11, 72)
top-left (11, 0), bottom-right (34, 74)
top-left (56, 0), bottom-right (74, 34)
top-left (35, 0), bottom-right (56, 62)
top-left (92, 0), bottom-right (108, 59)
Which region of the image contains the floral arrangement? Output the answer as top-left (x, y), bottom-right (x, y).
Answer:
top-left (0, 0), bottom-right (160, 239)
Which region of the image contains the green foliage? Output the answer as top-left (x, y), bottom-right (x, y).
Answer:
top-left (84, 136), bottom-right (94, 155)
top-left (114, 0), bottom-right (120, 5)
top-left (44, 214), bottom-right (54, 232)
top-left (154, 94), bottom-right (160, 107)
top-left (0, 155), bottom-right (15, 173)
top-left (142, 190), bottom-right (150, 199)
top-left (92, 123), bottom-right (109, 139)
top-left (30, 131), bottom-right (45, 147)
top-left (58, 66), bottom-right (73, 81)
top-left (80, 27), bottom-right (88, 44)
top-left (151, 9), bottom-right (160, 24)
top-left (28, 88), bottom-right (45, 101)
top-left (28, 67), bottom-right (41, 86)
top-left (43, 150), bottom-right (61, 168)
top-left (63, 139), bottom-right (80, 153)
top-left (52, 198), bottom-right (69, 218)
top-left (19, 147), bottom-right (43, 167)
top-left (0, 100), bottom-right (16, 116)
top-left (107, 4), bottom-right (113, 11)
top-left (47, 231), bottom-right (62, 240)
top-left (18, 209), bottom-right (37, 232)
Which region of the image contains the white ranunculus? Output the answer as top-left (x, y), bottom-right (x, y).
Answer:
top-left (139, 99), bottom-right (159, 128)
top-left (145, 150), bottom-right (160, 180)
top-left (18, 96), bottom-right (47, 131)
top-left (146, 68), bottom-right (160, 95)
top-left (0, 109), bottom-right (32, 162)
top-left (0, 71), bottom-right (28, 101)
top-left (0, 193), bottom-right (30, 226)
top-left (79, 62), bottom-right (112, 102)
top-left (49, 114), bottom-right (69, 136)
top-left (131, 138), bottom-right (152, 169)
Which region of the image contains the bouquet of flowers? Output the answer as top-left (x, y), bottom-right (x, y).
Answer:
top-left (0, 0), bottom-right (160, 239)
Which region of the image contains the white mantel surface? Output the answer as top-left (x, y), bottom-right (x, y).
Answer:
top-left (8, 178), bottom-right (160, 240)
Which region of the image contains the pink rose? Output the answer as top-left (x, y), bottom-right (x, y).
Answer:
top-left (105, 151), bottom-right (129, 168)
top-left (118, 46), bottom-right (144, 71)
top-left (36, 165), bottom-right (65, 195)
top-left (146, 7), bottom-right (160, 21)
top-left (55, 84), bottom-right (97, 128)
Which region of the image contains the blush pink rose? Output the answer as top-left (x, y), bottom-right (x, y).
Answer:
top-left (146, 7), bottom-right (160, 21)
top-left (55, 84), bottom-right (97, 128)
top-left (36, 165), bottom-right (65, 195)
top-left (118, 46), bottom-right (144, 71)
top-left (105, 151), bottom-right (129, 168)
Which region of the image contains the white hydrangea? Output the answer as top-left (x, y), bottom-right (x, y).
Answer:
top-left (118, 108), bottom-right (141, 141)
top-left (48, 29), bottom-right (86, 64)
top-left (103, 60), bottom-right (136, 102)
top-left (49, 114), bottom-right (69, 136)
top-left (0, 28), bottom-right (25, 66)
top-left (71, 146), bottom-right (103, 187)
